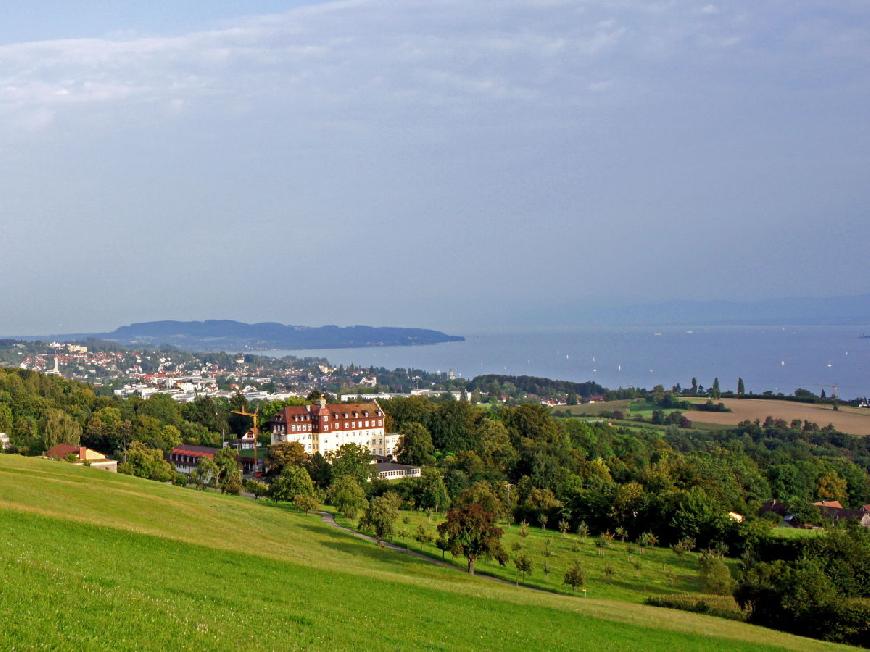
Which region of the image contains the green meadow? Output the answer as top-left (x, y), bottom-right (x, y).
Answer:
top-left (347, 509), bottom-right (728, 603)
top-left (0, 456), bottom-right (853, 651)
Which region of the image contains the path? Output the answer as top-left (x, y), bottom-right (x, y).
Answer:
top-left (317, 511), bottom-right (454, 568)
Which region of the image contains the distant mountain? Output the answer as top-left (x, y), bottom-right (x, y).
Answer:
top-left (538, 293), bottom-right (870, 328)
top-left (31, 320), bottom-right (464, 352)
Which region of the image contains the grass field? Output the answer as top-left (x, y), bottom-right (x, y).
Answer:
top-left (686, 399), bottom-right (870, 435)
top-left (340, 509), bottom-right (720, 603)
top-left (0, 455), bottom-right (855, 651)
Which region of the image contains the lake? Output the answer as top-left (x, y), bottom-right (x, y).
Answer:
top-left (264, 326), bottom-right (870, 398)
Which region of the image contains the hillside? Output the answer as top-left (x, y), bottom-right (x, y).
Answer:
top-left (21, 320), bottom-right (464, 351)
top-left (0, 456), bottom-right (852, 651)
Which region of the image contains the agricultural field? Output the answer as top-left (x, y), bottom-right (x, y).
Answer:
top-left (686, 399), bottom-right (870, 436)
top-left (0, 455), bottom-right (853, 651)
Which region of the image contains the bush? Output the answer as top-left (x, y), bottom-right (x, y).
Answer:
top-left (645, 594), bottom-right (745, 621)
top-left (699, 551), bottom-right (733, 595)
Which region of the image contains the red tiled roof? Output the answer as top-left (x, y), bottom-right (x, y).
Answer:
top-left (46, 444), bottom-right (82, 460)
top-left (814, 500), bottom-right (844, 509)
top-left (171, 444), bottom-right (217, 458)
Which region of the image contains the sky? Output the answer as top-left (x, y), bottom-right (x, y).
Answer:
top-left (1, 0), bottom-right (868, 335)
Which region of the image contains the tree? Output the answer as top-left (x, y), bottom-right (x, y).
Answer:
top-left (816, 471), bottom-right (848, 504)
top-left (474, 419), bottom-right (516, 472)
top-left (245, 479), bottom-right (269, 499)
top-left (711, 378), bottom-right (721, 400)
top-left (122, 441), bottom-right (173, 482)
top-left (415, 523), bottom-right (433, 549)
top-left (359, 492), bottom-right (401, 541)
top-left (437, 503), bottom-right (504, 575)
top-left (42, 408), bottom-right (81, 450)
top-left (294, 494), bottom-right (319, 514)
top-left (514, 553), bottom-right (532, 585)
top-left (213, 447), bottom-right (241, 494)
top-left (191, 456), bottom-right (219, 489)
top-left (270, 465), bottom-right (315, 503)
top-left (691, 377), bottom-right (698, 395)
top-left (328, 443), bottom-right (372, 486)
top-left (396, 422), bottom-right (435, 465)
top-left (698, 550), bottom-right (733, 595)
top-left (267, 441), bottom-right (307, 477)
top-left (737, 377), bottom-right (745, 397)
top-left (563, 560), bottom-right (586, 592)
top-left (416, 468), bottom-right (451, 512)
top-left (328, 474), bottom-right (368, 519)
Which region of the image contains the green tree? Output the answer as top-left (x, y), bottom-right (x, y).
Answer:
top-left (737, 377), bottom-right (745, 397)
top-left (42, 408), bottom-right (82, 450)
top-left (563, 560), bottom-right (586, 592)
top-left (816, 471), bottom-right (848, 504)
top-left (328, 474), bottom-right (368, 519)
top-left (437, 503), bottom-right (504, 575)
top-left (396, 422), bottom-right (435, 465)
top-left (711, 378), bottom-right (721, 400)
top-left (122, 441), bottom-right (173, 482)
top-left (267, 441), bottom-right (307, 477)
top-left (191, 456), bottom-right (219, 489)
top-left (698, 550), bottom-right (733, 595)
top-left (270, 465), bottom-right (315, 503)
top-left (213, 447), bottom-right (241, 494)
top-left (514, 553), bottom-right (533, 585)
top-left (328, 443), bottom-right (372, 486)
top-left (359, 492), bottom-right (401, 541)
top-left (416, 467), bottom-right (451, 512)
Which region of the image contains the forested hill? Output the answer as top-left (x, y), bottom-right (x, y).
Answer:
top-left (467, 374), bottom-right (604, 398)
top-left (33, 320), bottom-right (464, 352)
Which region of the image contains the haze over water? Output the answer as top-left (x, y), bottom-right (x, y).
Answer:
top-left (269, 326), bottom-right (870, 399)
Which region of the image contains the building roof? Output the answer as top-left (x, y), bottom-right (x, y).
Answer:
top-left (375, 462), bottom-right (420, 473)
top-left (273, 402), bottom-right (382, 422)
top-left (45, 443), bottom-right (82, 460)
top-left (814, 500), bottom-right (844, 509)
top-left (171, 444), bottom-right (218, 457)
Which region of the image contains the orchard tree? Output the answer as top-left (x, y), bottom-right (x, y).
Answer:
top-left (514, 553), bottom-right (533, 585)
top-left (360, 492), bottom-right (401, 542)
top-left (563, 560), bottom-right (586, 592)
top-left (270, 465), bottom-right (315, 503)
top-left (267, 441), bottom-right (307, 477)
top-left (438, 503), bottom-right (504, 575)
top-left (328, 474), bottom-right (368, 519)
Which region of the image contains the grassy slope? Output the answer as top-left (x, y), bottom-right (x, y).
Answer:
top-left (0, 456), bottom-right (852, 651)
top-left (352, 510), bottom-right (721, 603)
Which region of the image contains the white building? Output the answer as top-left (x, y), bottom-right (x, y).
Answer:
top-left (270, 398), bottom-right (389, 457)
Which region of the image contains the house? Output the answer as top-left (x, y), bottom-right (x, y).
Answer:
top-left (375, 461), bottom-right (422, 481)
top-left (0, 432), bottom-right (10, 451)
top-left (169, 444), bottom-right (218, 474)
top-left (270, 397), bottom-right (388, 457)
top-left (44, 444), bottom-right (117, 472)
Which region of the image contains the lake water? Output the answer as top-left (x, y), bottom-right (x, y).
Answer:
top-left (265, 326), bottom-right (870, 399)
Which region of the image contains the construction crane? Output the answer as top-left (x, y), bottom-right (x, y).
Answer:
top-left (231, 407), bottom-right (260, 472)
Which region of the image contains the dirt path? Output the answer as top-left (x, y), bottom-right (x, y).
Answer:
top-left (317, 511), bottom-right (455, 568)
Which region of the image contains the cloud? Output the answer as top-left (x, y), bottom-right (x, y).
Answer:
top-left (5, 0), bottom-right (864, 135)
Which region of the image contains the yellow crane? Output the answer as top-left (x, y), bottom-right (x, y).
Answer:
top-left (231, 407), bottom-right (261, 471)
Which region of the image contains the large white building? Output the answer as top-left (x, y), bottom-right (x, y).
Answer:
top-left (270, 398), bottom-right (399, 457)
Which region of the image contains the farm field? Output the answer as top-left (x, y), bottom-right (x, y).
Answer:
top-left (686, 399), bottom-right (870, 436)
top-left (0, 455), bottom-right (853, 651)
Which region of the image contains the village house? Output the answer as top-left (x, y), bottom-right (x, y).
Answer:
top-left (45, 444), bottom-right (117, 472)
top-left (270, 398), bottom-right (392, 457)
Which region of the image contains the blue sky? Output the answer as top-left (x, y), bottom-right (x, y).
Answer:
top-left (0, 1), bottom-right (868, 334)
